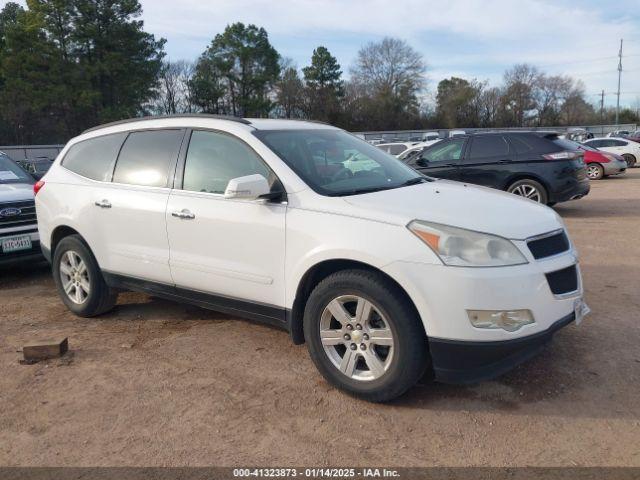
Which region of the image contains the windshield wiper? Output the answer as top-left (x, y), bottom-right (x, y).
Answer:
top-left (400, 177), bottom-right (429, 186)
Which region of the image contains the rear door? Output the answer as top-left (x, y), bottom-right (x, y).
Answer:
top-left (93, 129), bottom-right (185, 284)
top-left (407, 138), bottom-right (465, 180)
top-left (459, 135), bottom-right (512, 188)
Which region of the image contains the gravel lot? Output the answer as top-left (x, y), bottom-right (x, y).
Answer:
top-left (1, 170), bottom-right (639, 467)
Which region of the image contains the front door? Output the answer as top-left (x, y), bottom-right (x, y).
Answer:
top-left (408, 138), bottom-right (465, 180)
top-left (166, 130), bottom-right (286, 318)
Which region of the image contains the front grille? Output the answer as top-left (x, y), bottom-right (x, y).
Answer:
top-left (546, 265), bottom-right (578, 295)
top-left (527, 231), bottom-right (570, 259)
top-left (0, 200), bottom-right (37, 229)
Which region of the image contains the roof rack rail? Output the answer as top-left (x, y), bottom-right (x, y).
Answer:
top-left (82, 114), bottom-right (252, 134)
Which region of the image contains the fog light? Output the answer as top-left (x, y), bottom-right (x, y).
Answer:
top-left (467, 309), bottom-right (535, 332)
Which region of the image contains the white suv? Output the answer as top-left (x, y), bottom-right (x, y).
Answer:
top-left (36, 115), bottom-right (588, 401)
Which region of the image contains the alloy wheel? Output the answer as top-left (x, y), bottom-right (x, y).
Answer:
top-left (59, 251), bottom-right (91, 304)
top-left (319, 295), bottom-right (395, 381)
top-left (510, 184), bottom-right (542, 202)
top-left (587, 164), bottom-right (602, 179)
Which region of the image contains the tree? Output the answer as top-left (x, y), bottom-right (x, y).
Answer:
top-left (191, 22), bottom-right (280, 117)
top-left (502, 64), bottom-right (540, 127)
top-left (275, 59), bottom-right (304, 119)
top-left (0, 0), bottom-right (165, 144)
top-left (153, 60), bottom-right (195, 115)
top-left (302, 46), bottom-right (343, 122)
top-left (350, 37), bottom-right (426, 130)
top-left (435, 77), bottom-right (484, 128)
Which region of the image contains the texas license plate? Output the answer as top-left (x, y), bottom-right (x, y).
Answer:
top-left (1, 234), bottom-right (32, 253)
top-left (574, 298), bottom-right (590, 325)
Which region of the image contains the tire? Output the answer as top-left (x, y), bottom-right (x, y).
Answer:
top-left (52, 235), bottom-right (117, 317)
top-left (586, 163), bottom-right (604, 180)
top-left (506, 179), bottom-right (548, 204)
top-left (623, 154), bottom-right (636, 168)
top-left (303, 269), bottom-right (428, 402)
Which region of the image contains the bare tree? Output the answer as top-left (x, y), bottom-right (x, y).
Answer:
top-left (350, 37), bottom-right (426, 129)
top-left (535, 74), bottom-right (573, 126)
top-left (275, 58), bottom-right (305, 118)
top-left (155, 60), bottom-right (196, 115)
top-left (502, 64), bottom-right (540, 126)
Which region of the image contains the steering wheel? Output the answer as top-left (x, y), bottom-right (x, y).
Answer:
top-left (330, 168), bottom-right (353, 182)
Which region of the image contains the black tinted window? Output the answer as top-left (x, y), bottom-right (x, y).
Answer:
top-left (113, 130), bottom-right (183, 187)
top-left (610, 140), bottom-right (627, 147)
top-left (62, 133), bottom-right (126, 181)
top-left (183, 130), bottom-right (272, 194)
top-left (468, 136), bottom-right (509, 158)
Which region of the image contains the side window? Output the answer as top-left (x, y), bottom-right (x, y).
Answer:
top-left (388, 145), bottom-right (407, 155)
top-left (62, 133), bottom-right (127, 181)
top-left (182, 130), bottom-right (272, 194)
top-left (467, 136), bottom-right (509, 159)
top-left (421, 139), bottom-right (465, 163)
top-left (510, 135), bottom-right (535, 154)
top-left (611, 140), bottom-right (627, 147)
top-left (586, 140), bottom-right (601, 148)
top-left (112, 129), bottom-right (183, 187)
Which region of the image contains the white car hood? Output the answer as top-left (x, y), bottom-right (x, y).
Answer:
top-left (0, 182), bottom-right (35, 203)
top-left (342, 180), bottom-right (562, 240)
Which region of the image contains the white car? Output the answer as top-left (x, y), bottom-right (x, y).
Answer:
top-left (397, 140), bottom-right (442, 160)
top-left (35, 115), bottom-right (588, 401)
top-left (583, 137), bottom-right (640, 168)
top-left (376, 142), bottom-right (418, 156)
top-left (449, 129), bottom-right (466, 137)
top-left (0, 152), bottom-right (42, 266)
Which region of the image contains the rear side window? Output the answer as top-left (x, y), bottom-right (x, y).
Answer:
top-left (113, 130), bottom-right (183, 187)
top-left (182, 130), bottom-right (272, 194)
top-left (62, 133), bottom-right (126, 181)
top-left (610, 140), bottom-right (627, 147)
top-left (509, 134), bottom-right (559, 155)
top-left (467, 136), bottom-right (509, 159)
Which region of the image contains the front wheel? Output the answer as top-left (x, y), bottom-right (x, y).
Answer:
top-left (303, 270), bottom-right (428, 402)
top-left (52, 235), bottom-right (117, 317)
top-left (507, 179), bottom-right (548, 204)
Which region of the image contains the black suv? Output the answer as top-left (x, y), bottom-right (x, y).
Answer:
top-left (402, 132), bottom-right (590, 205)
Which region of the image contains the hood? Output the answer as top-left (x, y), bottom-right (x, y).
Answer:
top-left (342, 180), bottom-right (562, 240)
top-left (0, 182), bottom-right (35, 203)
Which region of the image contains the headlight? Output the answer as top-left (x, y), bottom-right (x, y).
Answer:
top-left (407, 220), bottom-right (528, 267)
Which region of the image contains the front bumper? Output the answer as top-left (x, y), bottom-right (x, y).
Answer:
top-left (429, 312), bottom-right (574, 383)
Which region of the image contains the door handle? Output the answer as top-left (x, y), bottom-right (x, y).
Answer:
top-left (498, 159), bottom-right (512, 164)
top-left (171, 209), bottom-right (195, 220)
top-left (94, 199), bottom-right (112, 209)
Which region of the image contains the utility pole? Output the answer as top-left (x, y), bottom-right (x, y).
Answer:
top-left (600, 89), bottom-right (605, 124)
top-left (615, 39), bottom-right (623, 125)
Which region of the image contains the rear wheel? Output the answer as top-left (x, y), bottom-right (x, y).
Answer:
top-left (303, 269), bottom-right (428, 402)
top-left (623, 154), bottom-right (636, 168)
top-left (52, 235), bottom-right (117, 317)
top-left (587, 163), bottom-right (604, 180)
top-left (507, 179), bottom-right (548, 204)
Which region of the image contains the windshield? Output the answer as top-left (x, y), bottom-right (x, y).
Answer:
top-left (0, 155), bottom-right (33, 184)
top-left (254, 129), bottom-right (426, 196)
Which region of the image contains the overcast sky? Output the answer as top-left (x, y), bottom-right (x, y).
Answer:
top-left (12, 0), bottom-right (640, 108)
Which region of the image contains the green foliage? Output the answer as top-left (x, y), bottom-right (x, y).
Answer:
top-left (0, 0), bottom-right (164, 144)
top-left (191, 22), bottom-right (280, 117)
top-left (301, 46), bottom-right (343, 122)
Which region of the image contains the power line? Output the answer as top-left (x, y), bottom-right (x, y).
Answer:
top-left (616, 39), bottom-right (623, 124)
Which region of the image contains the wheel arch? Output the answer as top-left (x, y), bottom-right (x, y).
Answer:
top-left (51, 225), bottom-right (84, 256)
top-left (288, 258), bottom-right (423, 345)
top-left (503, 173), bottom-right (550, 193)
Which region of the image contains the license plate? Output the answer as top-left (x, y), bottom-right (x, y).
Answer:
top-left (1, 234), bottom-right (32, 253)
top-left (574, 298), bottom-right (590, 325)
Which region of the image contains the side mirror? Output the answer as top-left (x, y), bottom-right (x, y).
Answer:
top-left (417, 157), bottom-right (429, 167)
top-left (224, 174), bottom-right (271, 200)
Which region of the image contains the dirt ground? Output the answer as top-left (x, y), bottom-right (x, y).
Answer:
top-left (1, 170), bottom-right (640, 468)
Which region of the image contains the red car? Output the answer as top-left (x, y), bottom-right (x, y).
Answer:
top-left (578, 143), bottom-right (627, 180)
